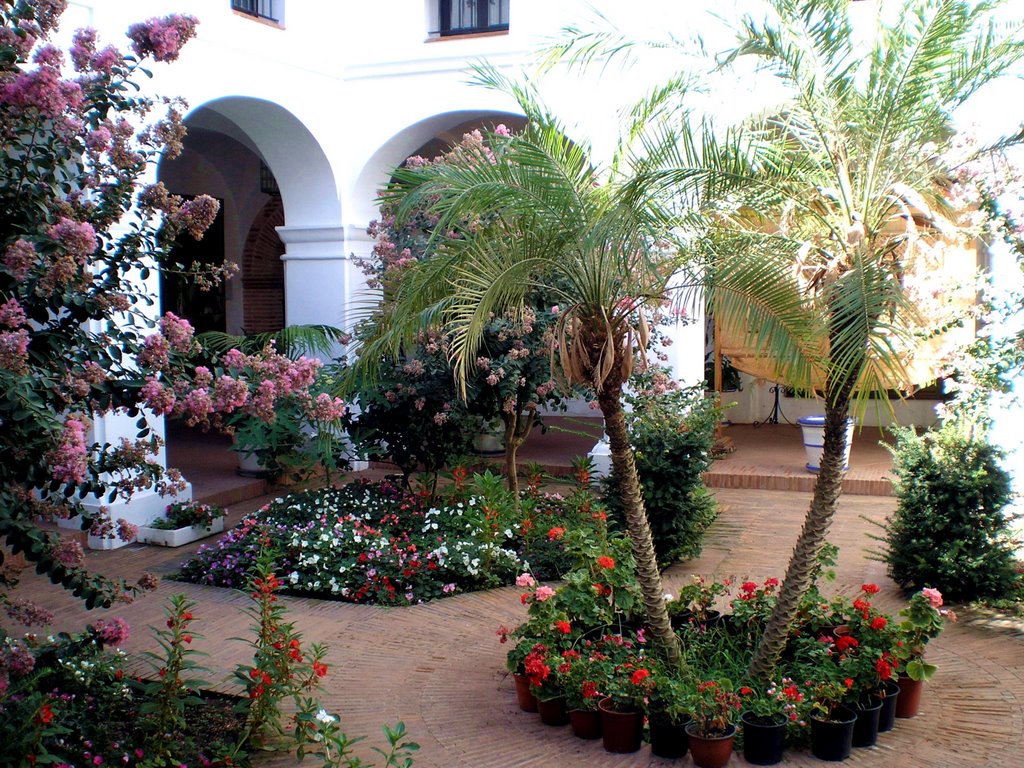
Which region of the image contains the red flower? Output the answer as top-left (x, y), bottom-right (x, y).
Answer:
top-left (870, 616), bottom-right (887, 630)
top-left (852, 597), bottom-right (871, 613)
top-left (547, 526), bottom-right (566, 541)
top-left (582, 681), bottom-right (599, 699)
top-left (739, 686), bottom-right (754, 695)
top-left (740, 581), bottom-right (758, 594)
top-left (861, 583), bottom-right (880, 595)
top-left (554, 620), bottom-right (572, 635)
top-left (182, 634), bottom-right (192, 644)
top-left (844, 678), bottom-right (854, 688)
top-left (36, 703), bottom-right (54, 725)
top-left (596, 556), bottom-right (615, 570)
top-left (630, 668), bottom-right (651, 685)
top-left (764, 577), bottom-right (780, 588)
top-left (835, 635), bottom-right (859, 652)
top-left (875, 658), bottom-right (893, 681)
top-left (313, 661), bottom-right (329, 677)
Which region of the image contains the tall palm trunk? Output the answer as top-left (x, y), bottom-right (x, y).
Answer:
top-left (748, 391), bottom-right (853, 680)
top-left (598, 382), bottom-right (684, 669)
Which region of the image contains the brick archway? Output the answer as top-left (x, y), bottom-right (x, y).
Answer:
top-left (241, 195), bottom-right (285, 333)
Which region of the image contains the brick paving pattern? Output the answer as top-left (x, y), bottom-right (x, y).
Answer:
top-left (4, 432), bottom-right (1023, 766)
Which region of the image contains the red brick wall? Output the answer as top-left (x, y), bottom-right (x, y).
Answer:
top-left (241, 196), bottom-right (285, 333)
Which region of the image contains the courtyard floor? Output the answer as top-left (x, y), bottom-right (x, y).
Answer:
top-left (7, 474), bottom-right (1024, 767)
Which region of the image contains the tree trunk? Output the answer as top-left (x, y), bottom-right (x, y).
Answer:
top-left (598, 385), bottom-right (684, 669)
top-left (748, 396), bottom-right (852, 680)
top-left (502, 410), bottom-right (535, 496)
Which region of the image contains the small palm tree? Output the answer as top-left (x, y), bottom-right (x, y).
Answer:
top-left (353, 72), bottom-right (686, 666)
top-left (628, 0), bottom-right (1024, 678)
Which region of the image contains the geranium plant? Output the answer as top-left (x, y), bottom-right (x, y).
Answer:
top-left (687, 679), bottom-right (741, 737)
top-left (739, 678), bottom-right (806, 726)
top-left (671, 575), bottom-right (730, 623)
top-left (892, 587), bottom-right (955, 681)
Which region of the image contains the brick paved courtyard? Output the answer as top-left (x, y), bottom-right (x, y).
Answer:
top-left (7, 478), bottom-right (1024, 767)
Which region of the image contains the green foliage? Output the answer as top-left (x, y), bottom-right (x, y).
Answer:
top-left (602, 376), bottom-right (720, 565)
top-left (347, 336), bottom-right (473, 484)
top-left (134, 595), bottom-right (209, 757)
top-left (148, 500), bottom-right (225, 530)
top-left (881, 423), bottom-right (1019, 601)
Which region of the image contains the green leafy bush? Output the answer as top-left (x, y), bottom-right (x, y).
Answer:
top-left (602, 374), bottom-right (720, 565)
top-left (881, 424), bottom-right (1020, 601)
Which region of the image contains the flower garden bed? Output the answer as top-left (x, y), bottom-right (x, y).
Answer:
top-left (176, 468), bottom-right (608, 605)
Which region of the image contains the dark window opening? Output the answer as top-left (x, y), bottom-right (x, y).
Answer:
top-left (232, 0), bottom-right (279, 23)
top-left (439, 0), bottom-right (509, 36)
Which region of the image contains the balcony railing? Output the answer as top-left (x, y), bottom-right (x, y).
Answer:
top-left (231, 0), bottom-right (278, 23)
top-left (439, 0), bottom-right (509, 36)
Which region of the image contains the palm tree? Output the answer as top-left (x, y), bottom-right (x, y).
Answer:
top-left (353, 72), bottom-right (686, 666)
top-left (625, 0), bottom-right (1024, 678)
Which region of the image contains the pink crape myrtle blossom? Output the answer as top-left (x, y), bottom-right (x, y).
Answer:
top-left (48, 415), bottom-right (89, 485)
top-left (126, 14), bottom-right (198, 63)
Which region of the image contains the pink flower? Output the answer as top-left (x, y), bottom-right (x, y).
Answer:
top-left (534, 586), bottom-right (556, 601)
top-left (127, 15), bottom-right (198, 62)
top-left (515, 573), bottom-right (536, 588)
top-left (921, 587), bottom-right (943, 608)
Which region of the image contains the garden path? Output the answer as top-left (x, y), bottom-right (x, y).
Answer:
top-left (4, 482), bottom-right (1023, 767)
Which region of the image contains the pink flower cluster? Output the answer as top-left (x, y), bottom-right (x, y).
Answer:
top-left (92, 616), bottom-right (130, 646)
top-left (48, 415), bottom-right (89, 485)
top-left (126, 14), bottom-right (198, 63)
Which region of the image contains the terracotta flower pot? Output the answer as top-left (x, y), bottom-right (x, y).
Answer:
top-left (568, 707), bottom-right (602, 739)
top-left (512, 673), bottom-right (537, 712)
top-left (895, 674), bottom-right (924, 718)
top-left (598, 697), bottom-right (643, 753)
top-left (685, 722), bottom-right (737, 768)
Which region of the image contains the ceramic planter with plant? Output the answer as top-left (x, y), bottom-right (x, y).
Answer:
top-left (137, 501), bottom-right (226, 548)
top-left (523, 644), bottom-right (570, 725)
top-left (597, 652), bottom-right (653, 753)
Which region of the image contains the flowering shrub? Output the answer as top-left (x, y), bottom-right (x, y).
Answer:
top-left (179, 474), bottom-right (526, 605)
top-left (0, 0), bottom-right (223, 610)
top-left (354, 129), bottom-right (570, 491)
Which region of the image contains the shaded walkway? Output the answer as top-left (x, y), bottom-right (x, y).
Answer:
top-left (4, 485), bottom-right (1023, 767)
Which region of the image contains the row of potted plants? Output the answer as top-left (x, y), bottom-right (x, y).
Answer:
top-left (502, 547), bottom-right (954, 765)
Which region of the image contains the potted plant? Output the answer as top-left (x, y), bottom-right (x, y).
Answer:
top-left (597, 652), bottom-right (652, 754)
top-left (646, 664), bottom-right (692, 759)
top-left (738, 679), bottom-right (805, 765)
top-left (523, 644), bottom-right (569, 725)
top-left (671, 575), bottom-right (729, 628)
top-left (807, 677), bottom-right (858, 762)
top-left (560, 650), bottom-right (604, 739)
top-left (504, 635), bottom-right (542, 713)
top-left (891, 587), bottom-right (955, 718)
top-left (684, 679), bottom-right (741, 768)
top-left (137, 501), bottom-right (227, 547)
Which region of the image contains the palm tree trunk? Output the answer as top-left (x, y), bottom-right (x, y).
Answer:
top-left (748, 396), bottom-right (852, 680)
top-left (598, 385), bottom-right (684, 669)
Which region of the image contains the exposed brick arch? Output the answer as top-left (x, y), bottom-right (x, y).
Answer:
top-left (241, 195), bottom-right (285, 333)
